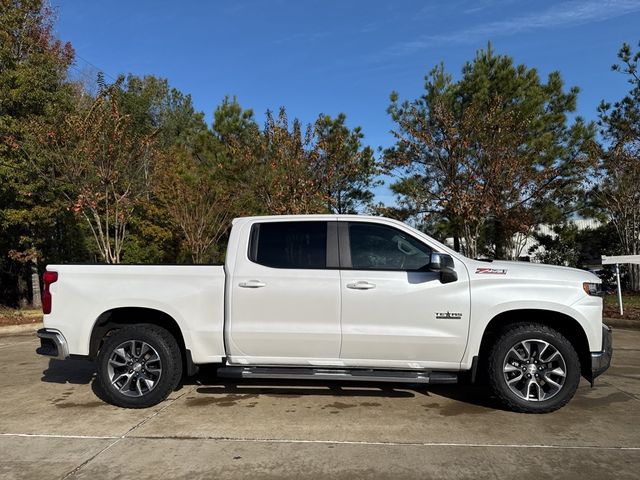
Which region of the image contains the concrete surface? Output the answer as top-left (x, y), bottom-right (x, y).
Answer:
top-left (0, 322), bottom-right (43, 337)
top-left (0, 330), bottom-right (638, 479)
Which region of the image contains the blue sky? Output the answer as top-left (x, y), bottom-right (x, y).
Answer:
top-left (54, 0), bottom-right (640, 204)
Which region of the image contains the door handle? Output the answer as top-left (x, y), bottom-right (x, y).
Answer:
top-left (239, 280), bottom-right (267, 288)
top-left (346, 281), bottom-right (376, 290)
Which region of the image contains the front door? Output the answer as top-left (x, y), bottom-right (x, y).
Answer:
top-left (339, 220), bottom-right (470, 369)
top-left (227, 220), bottom-right (342, 365)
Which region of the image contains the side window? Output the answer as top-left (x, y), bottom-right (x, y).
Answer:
top-left (348, 222), bottom-right (432, 271)
top-left (249, 221), bottom-right (328, 269)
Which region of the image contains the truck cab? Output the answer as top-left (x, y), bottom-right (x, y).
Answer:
top-left (225, 216), bottom-right (470, 370)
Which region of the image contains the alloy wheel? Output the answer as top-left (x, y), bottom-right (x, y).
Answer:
top-left (502, 338), bottom-right (567, 402)
top-left (107, 340), bottom-right (162, 397)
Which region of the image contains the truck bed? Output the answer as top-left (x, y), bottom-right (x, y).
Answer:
top-left (44, 264), bottom-right (227, 363)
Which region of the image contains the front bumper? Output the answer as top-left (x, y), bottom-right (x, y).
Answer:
top-left (589, 324), bottom-right (612, 384)
top-left (36, 329), bottom-right (69, 360)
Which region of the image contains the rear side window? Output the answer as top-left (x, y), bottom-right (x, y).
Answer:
top-left (249, 221), bottom-right (328, 269)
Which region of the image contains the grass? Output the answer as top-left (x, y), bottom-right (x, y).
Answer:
top-left (0, 306), bottom-right (42, 327)
top-left (603, 292), bottom-right (640, 320)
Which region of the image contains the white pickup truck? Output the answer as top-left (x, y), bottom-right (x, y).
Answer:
top-left (36, 215), bottom-right (612, 412)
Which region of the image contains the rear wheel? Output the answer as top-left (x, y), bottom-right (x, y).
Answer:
top-left (487, 323), bottom-right (580, 413)
top-left (96, 324), bottom-right (182, 408)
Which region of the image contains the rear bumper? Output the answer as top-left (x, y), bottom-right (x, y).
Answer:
top-left (590, 324), bottom-right (612, 382)
top-left (36, 329), bottom-right (69, 360)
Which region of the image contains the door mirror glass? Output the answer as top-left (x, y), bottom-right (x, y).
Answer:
top-left (428, 252), bottom-right (457, 283)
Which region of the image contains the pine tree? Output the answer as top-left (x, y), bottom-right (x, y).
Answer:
top-left (385, 44), bottom-right (593, 259)
top-left (594, 41), bottom-right (640, 291)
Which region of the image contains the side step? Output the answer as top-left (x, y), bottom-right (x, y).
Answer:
top-left (217, 366), bottom-right (457, 384)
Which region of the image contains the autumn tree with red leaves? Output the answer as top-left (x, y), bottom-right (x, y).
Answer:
top-left (36, 78), bottom-right (159, 264)
top-left (231, 108), bottom-right (325, 215)
top-left (156, 148), bottom-right (236, 264)
top-left (231, 107), bottom-right (378, 217)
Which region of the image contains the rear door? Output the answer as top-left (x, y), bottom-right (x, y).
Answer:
top-left (339, 220), bottom-right (470, 369)
top-left (227, 219), bottom-right (342, 365)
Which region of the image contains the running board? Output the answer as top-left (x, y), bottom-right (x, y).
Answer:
top-left (216, 366), bottom-right (457, 384)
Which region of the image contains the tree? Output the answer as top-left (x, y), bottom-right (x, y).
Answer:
top-left (0, 0), bottom-right (78, 305)
top-left (529, 223), bottom-right (618, 268)
top-left (113, 75), bottom-right (210, 264)
top-left (34, 78), bottom-right (159, 264)
top-left (155, 96), bottom-right (259, 263)
top-left (208, 96), bottom-right (261, 218)
top-left (594, 41), bottom-right (640, 291)
top-left (233, 108), bottom-right (326, 215)
top-left (313, 113), bottom-right (377, 213)
top-left (116, 75), bottom-right (208, 150)
top-left (385, 45), bottom-right (593, 259)
top-left (229, 107), bottom-right (377, 216)
top-left (212, 95), bottom-right (258, 145)
top-left (156, 149), bottom-right (235, 263)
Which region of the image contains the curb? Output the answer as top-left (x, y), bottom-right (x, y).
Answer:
top-left (0, 322), bottom-right (42, 337)
top-left (603, 317), bottom-right (640, 330)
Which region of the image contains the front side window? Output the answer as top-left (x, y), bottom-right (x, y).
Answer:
top-left (249, 221), bottom-right (327, 269)
top-left (348, 222), bottom-right (432, 271)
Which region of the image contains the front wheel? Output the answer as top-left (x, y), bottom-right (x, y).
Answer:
top-left (487, 323), bottom-right (581, 413)
top-left (96, 324), bottom-right (182, 408)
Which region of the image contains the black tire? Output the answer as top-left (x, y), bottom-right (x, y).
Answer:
top-left (487, 323), bottom-right (580, 413)
top-left (96, 324), bottom-right (182, 408)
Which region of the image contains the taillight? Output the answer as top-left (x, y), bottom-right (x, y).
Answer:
top-left (42, 271), bottom-right (58, 314)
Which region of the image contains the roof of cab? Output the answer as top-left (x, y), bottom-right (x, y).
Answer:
top-left (233, 214), bottom-right (388, 224)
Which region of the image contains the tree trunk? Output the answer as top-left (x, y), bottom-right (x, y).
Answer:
top-left (31, 261), bottom-right (41, 309)
top-left (629, 264), bottom-right (640, 293)
top-left (17, 268), bottom-right (29, 308)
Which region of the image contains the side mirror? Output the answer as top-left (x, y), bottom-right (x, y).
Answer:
top-left (428, 252), bottom-right (458, 284)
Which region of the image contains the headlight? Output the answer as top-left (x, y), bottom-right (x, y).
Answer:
top-left (583, 282), bottom-right (603, 297)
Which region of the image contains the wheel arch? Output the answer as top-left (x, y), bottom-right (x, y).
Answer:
top-left (89, 307), bottom-right (187, 364)
top-left (476, 309), bottom-right (592, 380)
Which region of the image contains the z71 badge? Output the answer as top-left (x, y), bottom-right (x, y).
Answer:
top-left (475, 267), bottom-right (507, 275)
top-left (435, 311), bottom-right (463, 320)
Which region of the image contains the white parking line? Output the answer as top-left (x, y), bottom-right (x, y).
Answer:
top-left (1, 433), bottom-right (638, 451)
top-left (0, 433), bottom-right (118, 440)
